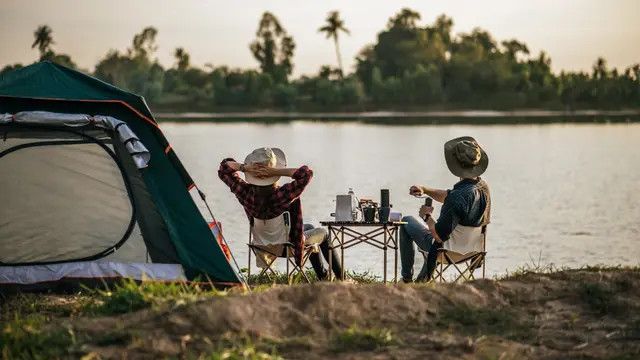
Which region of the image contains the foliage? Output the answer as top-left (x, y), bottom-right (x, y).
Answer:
top-left (244, 268), bottom-right (379, 286)
top-left (202, 339), bottom-right (283, 360)
top-left (250, 12), bottom-right (295, 84)
top-left (3, 13), bottom-right (639, 111)
top-left (355, 8), bottom-right (640, 109)
top-left (437, 303), bottom-right (534, 340)
top-left (319, 10), bottom-right (350, 76)
top-left (93, 26), bottom-right (164, 101)
top-left (30, 24), bottom-right (76, 68)
top-left (31, 25), bottom-right (54, 58)
top-left (0, 314), bottom-right (74, 359)
top-left (330, 326), bottom-right (395, 352)
top-left (578, 280), bottom-right (629, 315)
top-left (84, 279), bottom-right (227, 315)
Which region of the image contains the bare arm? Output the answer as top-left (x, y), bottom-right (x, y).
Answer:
top-left (267, 167), bottom-right (299, 177)
top-left (221, 161), bottom-right (298, 177)
top-left (224, 160), bottom-right (242, 172)
top-left (426, 216), bottom-right (444, 243)
top-left (409, 185), bottom-right (448, 203)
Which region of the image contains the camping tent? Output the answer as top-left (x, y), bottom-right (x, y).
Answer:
top-left (0, 61), bottom-right (243, 288)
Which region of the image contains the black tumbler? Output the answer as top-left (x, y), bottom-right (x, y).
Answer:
top-left (380, 189), bottom-right (390, 208)
top-left (379, 189), bottom-right (390, 223)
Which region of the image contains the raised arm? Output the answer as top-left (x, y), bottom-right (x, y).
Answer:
top-left (218, 158), bottom-right (249, 194)
top-left (274, 165), bottom-right (314, 204)
top-left (409, 185), bottom-right (448, 203)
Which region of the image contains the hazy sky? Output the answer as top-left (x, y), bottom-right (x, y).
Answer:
top-left (1, 0), bottom-right (638, 77)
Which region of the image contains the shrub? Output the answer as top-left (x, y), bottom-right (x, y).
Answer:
top-left (330, 326), bottom-right (395, 352)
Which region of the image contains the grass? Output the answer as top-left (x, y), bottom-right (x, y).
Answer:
top-left (330, 326), bottom-right (396, 352)
top-left (500, 263), bottom-right (640, 281)
top-left (201, 341), bottom-right (283, 360)
top-left (244, 268), bottom-right (380, 286)
top-left (0, 313), bottom-right (74, 359)
top-left (0, 293), bottom-right (92, 319)
top-left (83, 279), bottom-right (228, 316)
top-left (578, 281), bottom-right (628, 316)
top-left (437, 303), bottom-right (534, 341)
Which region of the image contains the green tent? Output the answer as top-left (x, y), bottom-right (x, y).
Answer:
top-left (0, 61), bottom-right (243, 287)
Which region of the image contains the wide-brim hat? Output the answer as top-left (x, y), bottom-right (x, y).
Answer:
top-left (444, 136), bottom-right (489, 178)
top-left (243, 147), bottom-right (287, 186)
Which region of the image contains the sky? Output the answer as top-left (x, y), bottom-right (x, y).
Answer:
top-left (1, 0), bottom-right (638, 77)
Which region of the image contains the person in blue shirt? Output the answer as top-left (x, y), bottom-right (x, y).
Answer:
top-left (400, 136), bottom-right (492, 283)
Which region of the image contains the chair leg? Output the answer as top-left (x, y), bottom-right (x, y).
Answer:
top-left (482, 256), bottom-right (486, 279)
top-left (286, 249), bottom-right (291, 285)
top-left (248, 246), bottom-right (252, 279)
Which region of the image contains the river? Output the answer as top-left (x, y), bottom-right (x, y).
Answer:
top-left (161, 121), bottom-right (640, 278)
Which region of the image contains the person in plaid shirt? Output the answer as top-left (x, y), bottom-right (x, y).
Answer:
top-left (218, 147), bottom-right (343, 280)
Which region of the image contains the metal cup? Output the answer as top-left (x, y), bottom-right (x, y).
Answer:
top-left (378, 207), bottom-right (391, 223)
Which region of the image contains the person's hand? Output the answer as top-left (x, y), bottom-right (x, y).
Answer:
top-left (410, 185), bottom-right (425, 197)
top-left (419, 205), bottom-right (434, 219)
top-left (244, 163), bottom-right (273, 178)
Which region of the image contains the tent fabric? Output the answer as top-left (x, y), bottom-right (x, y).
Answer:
top-left (0, 61), bottom-right (155, 121)
top-left (111, 133), bottom-right (180, 264)
top-left (0, 111), bottom-right (150, 168)
top-left (0, 261), bottom-right (186, 285)
top-left (0, 128), bottom-right (143, 264)
top-left (0, 62), bottom-right (242, 285)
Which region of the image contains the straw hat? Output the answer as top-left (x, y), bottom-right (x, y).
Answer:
top-left (243, 147), bottom-right (287, 186)
top-left (444, 136), bottom-right (489, 178)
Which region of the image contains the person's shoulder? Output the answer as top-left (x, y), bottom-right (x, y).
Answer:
top-left (476, 178), bottom-right (491, 191)
top-left (478, 178), bottom-right (489, 185)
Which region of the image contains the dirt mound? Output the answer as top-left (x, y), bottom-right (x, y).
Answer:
top-left (70, 269), bottom-right (640, 359)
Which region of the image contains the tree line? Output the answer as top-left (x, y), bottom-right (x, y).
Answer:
top-left (2, 9), bottom-right (639, 111)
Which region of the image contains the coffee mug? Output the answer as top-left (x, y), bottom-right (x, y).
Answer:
top-left (363, 207), bottom-right (377, 222)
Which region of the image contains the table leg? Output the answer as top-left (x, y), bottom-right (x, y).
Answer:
top-left (394, 227), bottom-right (398, 283)
top-left (328, 225), bottom-right (333, 282)
top-left (341, 229), bottom-right (345, 281)
top-left (383, 225), bottom-right (387, 283)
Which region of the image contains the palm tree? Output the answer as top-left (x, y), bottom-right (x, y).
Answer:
top-left (32, 25), bottom-right (54, 60)
top-left (318, 11), bottom-right (350, 77)
top-left (174, 47), bottom-right (190, 71)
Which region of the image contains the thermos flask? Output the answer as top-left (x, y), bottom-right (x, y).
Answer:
top-left (423, 197), bottom-right (433, 221)
top-left (379, 189), bottom-right (391, 223)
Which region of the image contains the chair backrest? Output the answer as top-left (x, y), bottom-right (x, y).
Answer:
top-left (250, 212), bottom-right (291, 246)
top-left (443, 224), bottom-right (487, 254)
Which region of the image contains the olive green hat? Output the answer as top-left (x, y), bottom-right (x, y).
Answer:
top-left (444, 136), bottom-right (489, 178)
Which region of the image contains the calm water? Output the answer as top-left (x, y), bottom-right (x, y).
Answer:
top-left (161, 121), bottom-right (640, 278)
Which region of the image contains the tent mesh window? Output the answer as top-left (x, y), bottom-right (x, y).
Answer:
top-left (0, 125), bottom-right (148, 264)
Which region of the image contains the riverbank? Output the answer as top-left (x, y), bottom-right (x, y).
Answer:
top-left (2, 266), bottom-right (639, 359)
top-left (155, 109), bottom-right (640, 123)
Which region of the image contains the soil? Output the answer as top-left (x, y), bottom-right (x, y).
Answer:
top-left (2, 268), bottom-right (639, 359)
top-left (59, 268), bottom-right (640, 359)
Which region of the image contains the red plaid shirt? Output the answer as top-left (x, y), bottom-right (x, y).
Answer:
top-left (218, 159), bottom-right (313, 265)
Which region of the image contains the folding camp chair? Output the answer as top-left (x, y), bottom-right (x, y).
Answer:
top-left (247, 212), bottom-right (318, 284)
top-left (418, 225), bottom-right (487, 283)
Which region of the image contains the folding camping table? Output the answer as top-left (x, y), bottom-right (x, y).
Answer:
top-left (320, 221), bottom-right (406, 283)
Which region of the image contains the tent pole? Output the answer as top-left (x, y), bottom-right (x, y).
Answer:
top-left (197, 187), bottom-right (249, 289)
